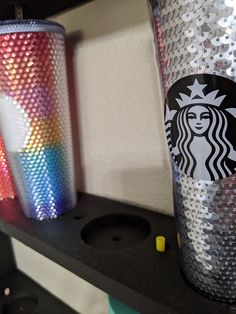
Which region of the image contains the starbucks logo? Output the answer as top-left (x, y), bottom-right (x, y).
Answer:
top-left (165, 74), bottom-right (236, 181)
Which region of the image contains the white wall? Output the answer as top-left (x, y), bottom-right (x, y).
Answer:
top-left (53, 0), bottom-right (173, 214)
top-left (12, 239), bottom-right (108, 314)
top-left (13, 0), bottom-right (173, 313)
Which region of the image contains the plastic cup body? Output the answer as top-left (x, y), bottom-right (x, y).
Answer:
top-left (152, 0), bottom-right (236, 302)
top-left (0, 20), bottom-right (76, 220)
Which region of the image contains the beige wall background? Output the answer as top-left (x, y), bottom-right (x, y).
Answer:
top-left (13, 0), bottom-right (173, 313)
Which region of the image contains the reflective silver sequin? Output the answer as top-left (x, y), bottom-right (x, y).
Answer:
top-left (153, 0), bottom-right (236, 303)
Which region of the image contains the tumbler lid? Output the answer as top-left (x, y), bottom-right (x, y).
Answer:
top-left (0, 19), bottom-right (65, 35)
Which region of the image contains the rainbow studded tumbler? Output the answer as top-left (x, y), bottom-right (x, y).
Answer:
top-left (0, 137), bottom-right (16, 200)
top-left (0, 20), bottom-right (76, 220)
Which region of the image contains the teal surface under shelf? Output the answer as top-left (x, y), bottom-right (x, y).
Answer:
top-left (108, 296), bottom-right (140, 314)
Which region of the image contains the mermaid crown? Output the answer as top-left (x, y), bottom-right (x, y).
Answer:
top-left (176, 79), bottom-right (226, 108)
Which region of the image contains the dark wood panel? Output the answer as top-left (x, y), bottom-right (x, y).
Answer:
top-left (0, 0), bottom-right (92, 20)
top-left (0, 231), bottom-right (15, 279)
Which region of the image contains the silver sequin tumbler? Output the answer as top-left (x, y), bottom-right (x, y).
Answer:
top-left (0, 20), bottom-right (76, 220)
top-left (151, 0), bottom-right (236, 303)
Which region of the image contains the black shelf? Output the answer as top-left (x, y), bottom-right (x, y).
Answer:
top-left (0, 0), bottom-right (92, 20)
top-left (0, 193), bottom-right (234, 314)
top-left (0, 270), bottom-right (77, 313)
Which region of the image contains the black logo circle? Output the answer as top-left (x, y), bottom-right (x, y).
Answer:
top-left (165, 74), bottom-right (236, 181)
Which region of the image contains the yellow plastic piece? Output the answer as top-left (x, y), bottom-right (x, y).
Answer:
top-left (177, 233), bottom-right (181, 248)
top-left (156, 236), bottom-right (166, 253)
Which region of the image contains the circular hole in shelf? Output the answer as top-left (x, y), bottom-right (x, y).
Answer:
top-left (2, 295), bottom-right (38, 314)
top-left (81, 214), bottom-right (151, 250)
top-left (112, 236), bottom-right (122, 242)
top-left (74, 215), bottom-right (84, 220)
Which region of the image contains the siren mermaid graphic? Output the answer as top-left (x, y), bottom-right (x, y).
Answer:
top-left (165, 75), bottom-right (236, 181)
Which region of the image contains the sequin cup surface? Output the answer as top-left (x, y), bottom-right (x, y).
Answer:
top-left (151, 0), bottom-right (236, 303)
top-left (0, 20), bottom-right (76, 220)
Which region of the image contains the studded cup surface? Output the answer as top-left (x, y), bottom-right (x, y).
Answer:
top-left (152, 0), bottom-right (236, 303)
top-left (0, 138), bottom-right (16, 200)
top-left (0, 20), bottom-right (76, 220)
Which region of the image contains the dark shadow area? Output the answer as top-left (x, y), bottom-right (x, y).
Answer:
top-left (0, 270), bottom-right (76, 313)
top-left (0, 0), bottom-right (94, 20)
top-left (2, 294), bottom-right (38, 314)
top-left (101, 164), bottom-right (173, 215)
top-left (65, 32), bottom-right (85, 192)
top-left (0, 232), bottom-right (15, 279)
top-left (121, 165), bottom-right (173, 214)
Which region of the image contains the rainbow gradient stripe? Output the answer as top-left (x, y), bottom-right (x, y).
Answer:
top-left (0, 20), bottom-right (76, 220)
top-left (0, 137), bottom-right (16, 200)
